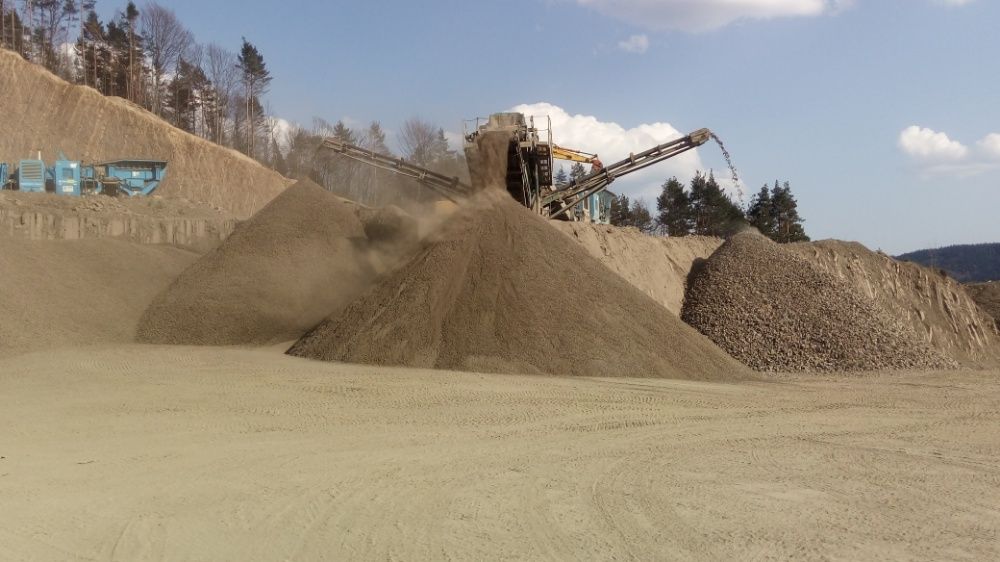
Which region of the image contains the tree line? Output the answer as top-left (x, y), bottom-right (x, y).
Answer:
top-left (1, 1), bottom-right (279, 162)
top-left (601, 170), bottom-right (809, 243)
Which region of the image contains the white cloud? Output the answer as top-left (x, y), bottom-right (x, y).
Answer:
top-left (898, 127), bottom-right (1000, 178)
top-left (934, 0), bottom-right (975, 5)
top-left (510, 102), bottom-right (708, 201)
top-left (266, 117), bottom-right (297, 151)
top-left (617, 34), bottom-right (649, 54)
top-left (977, 133), bottom-right (1000, 159)
top-left (898, 126), bottom-right (968, 161)
top-left (575, 0), bottom-right (846, 32)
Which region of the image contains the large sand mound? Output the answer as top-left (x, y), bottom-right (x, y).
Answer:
top-left (0, 236), bottom-right (198, 356)
top-left (789, 241), bottom-right (1000, 366)
top-left (288, 191), bottom-right (746, 380)
top-left (683, 231), bottom-right (955, 372)
top-left (553, 222), bottom-right (721, 316)
top-left (0, 49), bottom-right (289, 218)
top-left (137, 179), bottom-right (380, 346)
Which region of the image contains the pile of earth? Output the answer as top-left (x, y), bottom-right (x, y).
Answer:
top-left (789, 241), bottom-right (1000, 367)
top-left (553, 221), bottom-right (722, 317)
top-left (136, 179), bottom-right (417, 346)
top-left (682, 231), bottom-right (956, 373)
top-left (288, 190), bottom-right (747, 380)
top-left (966, 281), bottom-right (1000, 330)
top-left (0, 48), bottom-right (289, 218)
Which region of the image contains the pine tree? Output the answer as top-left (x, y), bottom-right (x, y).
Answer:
top-left (689, 172), bottom-right (745, 237)
top-left (746, 184), bottom-right (776, 238)
top-left (124, 1), bottom-right (139, 102)
top-left (569, 162), bottom-right (587, 184)
top-left (609, 193), bottom-right (631, 227)
top-left (363, 121), bottom-right (391, 155)
top-left (554, 168), bottom-right (569, 188)
top-left (629, 198), bottom-right (655, 233)
top-left (237, 37), bottom-right (271, 158)
top-left (771, 181), bottom-right (809, 243)
top-left (165, 57), bottom-right (208, 133)
top-left (656, 176), bottom-right (692, 236)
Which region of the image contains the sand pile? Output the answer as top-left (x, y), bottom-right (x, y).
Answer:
top-left (0, 49), bottom-right (289, 218)
top-left (553, 222), bottom-right (721, 316)
top-left (137, 179), bottom-right (382, 346)
top-left (288, 190), bottom-right (746, 380)
top-left (0, 236), bottom-right (198, 357)
top-left (966, 282), bottom-right (1000, 330)
top-left (788, 241), bottom-right (1000, 366)
top-left (682, 231), bottom-right (955, 372)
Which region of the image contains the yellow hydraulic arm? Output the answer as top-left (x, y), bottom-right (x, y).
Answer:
top-left (551, 145), bottom-right (598, 164)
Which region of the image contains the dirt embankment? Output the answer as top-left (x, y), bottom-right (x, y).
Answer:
top-left (289, 190), bottom-right (747, 380)
top-left (966, 281), bottom-right (1000, 330)
top-left (683, 231), bottom-right (956, 373)
top-left (789, 241), bottom-right (1000, 366)
top-left (0, 190), bottom-right (237, 251)
top-left (137, 180), bottom-right (419, 346)
top-left (0, 236), bottom-right (199, 356)
top-left (553, 222), bottom-right (721, 316)
top-left (0, 49), bottom-right (290, 218)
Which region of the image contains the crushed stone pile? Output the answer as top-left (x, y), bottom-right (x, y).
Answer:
top-left (966, 282), bottom-right (1000, 331)
top-left (0, 49), bottom-right (289, 218)
top-left (682, 231), bottom-right (956, 373)
top-left (0, 236), bottom-right (198, 357)
top-left (788, 241), bottom-right (1000, 366)
top-left (288, 190), bottom-right (747, 380)
top-left (137, 179), bottom-right (383, 346)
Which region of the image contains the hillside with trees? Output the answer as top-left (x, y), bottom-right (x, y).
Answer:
top-left (0, 0), bottom-right (464, 205)
top-left (896, 243), bottom-right (1000, 283)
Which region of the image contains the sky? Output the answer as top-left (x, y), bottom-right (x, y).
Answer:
top-left (104, 0), bottom-right (998, 254)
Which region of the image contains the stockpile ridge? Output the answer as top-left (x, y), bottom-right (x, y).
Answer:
top-left (288, 190), bottom-right (747, 380)
top-left (682, 231), bottom-right (956, 373)
top-left (137, 179), bottom-right (376, 346)
top-left (788, 241), bottom-right (1000, 366)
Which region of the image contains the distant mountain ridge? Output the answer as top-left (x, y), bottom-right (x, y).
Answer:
top-left (896, 243), bottom-right (1000, 283)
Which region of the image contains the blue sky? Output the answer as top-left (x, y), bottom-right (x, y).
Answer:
top-left (106, 0), bottom-right (997, 253)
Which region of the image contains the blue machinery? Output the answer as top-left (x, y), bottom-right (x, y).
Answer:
top-left (0, 156), bottom-right (168, 197)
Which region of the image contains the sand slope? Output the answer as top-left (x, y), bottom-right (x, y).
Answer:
top-left (1, 345), bottom-right (998, 561)
top-left (790, 240), bottom-right (1000, 366)
top-left (0, 49), bottom-right (289, 218)
top-left (137, 180), bottom-right (378, 346)
top-left (290, 191), bottom-right (746, 380)
top-left (0, 237), bottom-right (198, 356)
top-left (967, 281), bottom-right (1000, 329)
top-left (553, 221), bottom-right (721, 316)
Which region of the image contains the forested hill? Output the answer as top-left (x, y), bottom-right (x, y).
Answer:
top-left (896, 243), bottom-right (1000, 283)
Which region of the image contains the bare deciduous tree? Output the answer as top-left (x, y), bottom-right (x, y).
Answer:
top-left (398, 118), bottom-right (439, 167)
top-left (141, 1), bottom-right (191, 115)
top-left (204, 43), bottom-right (238, 145)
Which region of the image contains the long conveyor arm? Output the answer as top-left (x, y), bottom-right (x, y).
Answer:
top-left (317, 138), bottom-right (470, 202)
top-left (544, 128), bottom-right (712, 219)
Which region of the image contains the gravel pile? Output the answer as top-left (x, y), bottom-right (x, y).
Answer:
top-left (682, 231), bottom-right (956, 372)
top-left (289, 190), bottom-right (747, 380)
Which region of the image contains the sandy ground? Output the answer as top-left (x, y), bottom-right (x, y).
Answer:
top-left (1, 346), bottom-right (998, 561)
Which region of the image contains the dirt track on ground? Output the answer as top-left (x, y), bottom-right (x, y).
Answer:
top-left (1, 345), bottom-right (998, 561)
